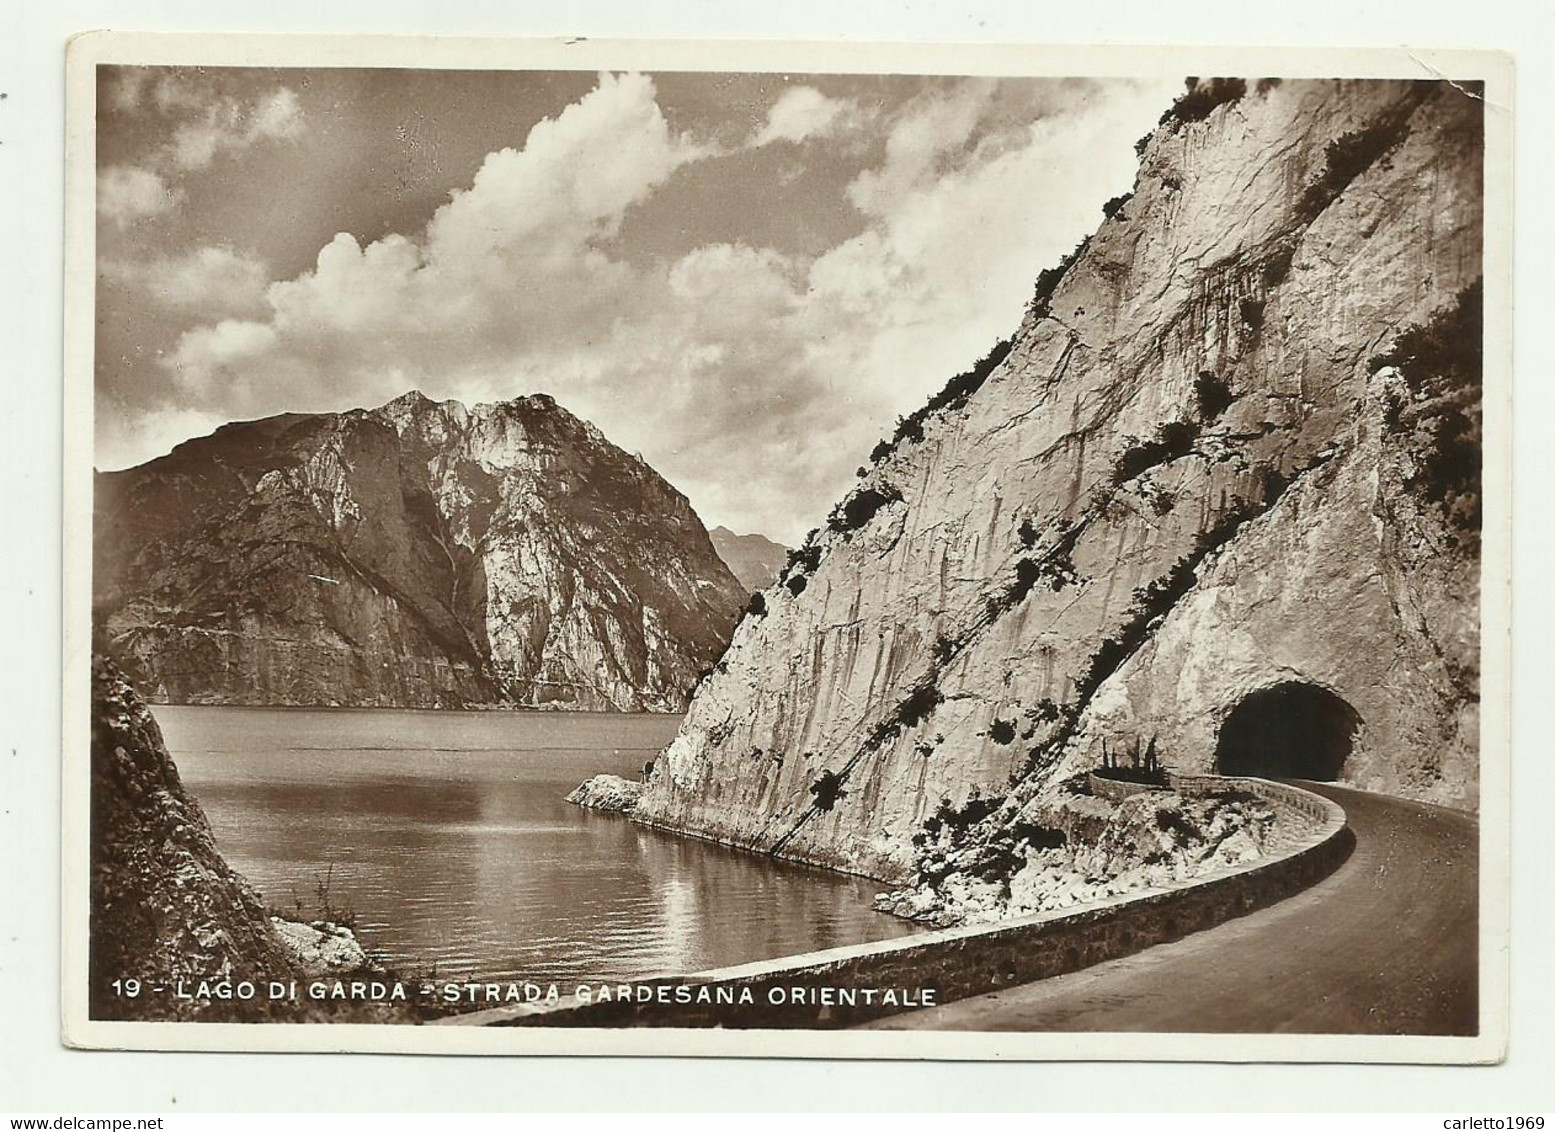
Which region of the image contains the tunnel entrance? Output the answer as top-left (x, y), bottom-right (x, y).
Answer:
top-left (1214, 681), bottom-right (1360, 781)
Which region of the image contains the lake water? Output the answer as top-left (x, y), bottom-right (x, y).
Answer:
top-left (158, 706), bottom-right (918, 984)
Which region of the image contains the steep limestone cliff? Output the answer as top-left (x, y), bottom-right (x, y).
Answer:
top-left (94, 392), bottom-right (746, 711)
top-left (635, 79), bottom-right (1484, 881)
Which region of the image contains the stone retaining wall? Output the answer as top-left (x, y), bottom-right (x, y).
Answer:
top-left (1169, 774), bottom-right (1338, 823)
top-left (1086, 772), bottom-right (1167, 802)
top-left (1085, 771), bottom-right (1334, 819)
top-left (443, 778), bottom-right (1349, 1030)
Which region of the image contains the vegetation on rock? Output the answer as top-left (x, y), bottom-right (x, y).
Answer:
top-left (1372, 279), bottom-right (1483, 547)
top-left (828, 484), bottom-right (904, 535)
top-left (1161, 78), bottom-right (1248, 128)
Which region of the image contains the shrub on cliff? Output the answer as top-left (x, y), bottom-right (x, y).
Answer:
top-left (1194, 371), bottom-right (1234, 420)
top-left (930, 633), bottom-right (962, 667)
top-left (785, 543), bottom-right (823, 574)
top-left (868, 679), bottom-right (947, 749)
top-left (1006, 553), bottom-right (1075, 605)
top-left (1113, 419), bottom-right (1199, 483)
top-left (931, 337), bottom-right (1015, 413)
top-left (896, 681), bottom-right (944, 729)
top-left (1298, 112), bottom-right (1416, 220)
top-left (780, 541), bottom-right (823, 596)
top-left (828, 483), bottom-right (903, 535)
top-left (1031, 238), bottom-right (1090, 320)
top-left (892, 414), bottom-right (925, 445)
top-left (810, 769), bottom-right (846, 812)
top-left (923, 790), bottom-right (1005, 840)
top-left (1102, 191), bottom-right (1134, 219)
top-left (865, 336), bottom-right (1017, 467)
top-left (1371, 279), bottom-right (1483, 545)
top-left (1162, 78), bottom-right (1248, 127)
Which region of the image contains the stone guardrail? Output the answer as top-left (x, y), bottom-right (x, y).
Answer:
top-left (1087, 771), bottom-right (1339, 824)
top-left (441, 776), bottom-right (1350, 1030)
top-left (1086, 771), bottom-right (1162, 802)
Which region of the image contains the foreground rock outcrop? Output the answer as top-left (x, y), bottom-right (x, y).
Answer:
top-left (566, 773), bottom-right (644, 813)
top-left (89, 653), bottom-right (302, 1020)
top-left (636, 78), bottom-right (1483, 882)
top-left (270, 917), bottom-right (372, 977)
top-left (94, 391), bottom-right (747, 711)
top-left (90, 652), bottom-right (419, 1022)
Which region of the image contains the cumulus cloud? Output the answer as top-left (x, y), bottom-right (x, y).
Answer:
top-left (98, 164), bottom-right (183, 225)
top-left (107, 69), bottom-right (152, 113)
top-left (97, 73), bottom-right (306, 225)
top-left (96, 404), bottom-right (231, 476)
top-left (752, 86), bottom-right (861, 146)
top-left (117, 72), bottom-right (1176, 541)
top-left (169, 87), bottom-right (304, 172)
top-left (847, 80), bottom-right (995, 216)
top-left (102, 245), bottom-right (270, 314)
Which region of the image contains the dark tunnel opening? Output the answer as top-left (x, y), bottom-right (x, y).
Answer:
top-left (1214, 681), bottom-right (1360, 781)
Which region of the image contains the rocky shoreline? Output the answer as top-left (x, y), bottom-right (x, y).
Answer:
top-left (561, 757), bottom-right (1313, 934)
top-left (270, 918), bottom-right (374, 978)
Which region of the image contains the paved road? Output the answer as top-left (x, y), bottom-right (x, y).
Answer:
top-left (861, 783), bottom-right (1478, 1035)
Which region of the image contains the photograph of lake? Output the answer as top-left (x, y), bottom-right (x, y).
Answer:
top-left (70, 40), bottom-right (1502, 1058)
top-left (158, 706), bottom-right (918, 985)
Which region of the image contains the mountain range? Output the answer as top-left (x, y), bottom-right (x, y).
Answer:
top-left (93, 390), bottom-right (748, 711)
top-left (709, 526), bottom-right (789, 593)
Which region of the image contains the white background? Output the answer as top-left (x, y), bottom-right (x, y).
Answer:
top-left (3, 0), bottom-right (1551, 1113)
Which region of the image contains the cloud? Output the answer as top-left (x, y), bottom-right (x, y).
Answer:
top-left (251, 89), bottom-right (304, 140)
top-left (846, 81), bottom-right (995, 216)
top-left (113, 70), bottom-right (211, 115)
top-left (95, 404), bottom-right (231, 475)
top-left (102, 245), bottom-right (270, 314)
top-left (168, 86), bottom-right (305, 172)
top-left (163, 72), bottom-right (709, 403)
top-left (107, 69), bottom-right (151, 113)
top-left (114, 73), bottom-right (1178, 542)
top-left (98, 73), bottom-right (307, 221)
top-left (98, 164), bottom-right (183, 225)
top-left (753, 86), bottom-right (861, 146)
top-left (424, 71), bottom-right (707, 265)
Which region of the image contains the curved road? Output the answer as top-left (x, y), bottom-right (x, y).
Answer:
top-left (861, 783), bottom-right (1478, 1035)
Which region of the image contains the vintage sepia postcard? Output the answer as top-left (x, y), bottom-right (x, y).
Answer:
top-left (61, 32), bottom-right (1512, 1060)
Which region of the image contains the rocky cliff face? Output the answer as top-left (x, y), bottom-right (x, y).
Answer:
top-left (94, 392), bottom-right (747, 711)
top-left (635, 79), bottom-right (1484, 881)
top-left (709, 526), bottom-right (789, 594)
top-left (89, 652), bottom-right (299, 1019)
top-left (89, 653), bottom-right (409, 1021)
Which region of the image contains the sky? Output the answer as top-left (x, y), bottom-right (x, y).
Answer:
top-left (95, 65), bottom-right (1180, 543)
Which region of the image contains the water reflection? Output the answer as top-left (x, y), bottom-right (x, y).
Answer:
top-left (160, 706), bottom-right (918, 983)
